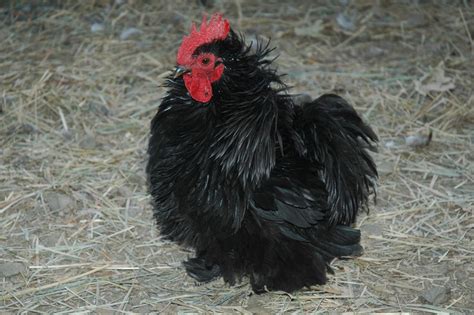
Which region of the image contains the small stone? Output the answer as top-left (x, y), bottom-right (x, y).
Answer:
top-left (62, 130), bottom-right (74, 140)
top-left (127, 173), bottom-right (145, 186)
top-left (420, 286), bottom-right (450, 305)
top-left (120, 27), bottom-right (142, 40)
top-left (44, 192), bottom-right (75, 212)
top-left (384, 140), bottom-right (397, 149)
top-left (117, 186), bottom-right (132, 198)
top-left (79, 135), bottom-right (97, 149)
top-left (294, 20), bottom-right (324, 39)
top-left (336, 12), bottom-right (356, 31)
top-left (88, 102), bottom-right (111, 116)
top-left (405, 131), bottom-right (432, 147)
top-left (7, 123), bottom-right (37, 135)
top-left (91, 22), bottom-right (105, 33)
top-left (406, 13), bottom-right (426, 28)
top-left (0, 262), bottom-right (26, 277)
top-left (367, 46), bottom-right (385, 58)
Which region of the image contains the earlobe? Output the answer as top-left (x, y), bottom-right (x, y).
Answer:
top-left (210, 63), bottom-right (224, 82)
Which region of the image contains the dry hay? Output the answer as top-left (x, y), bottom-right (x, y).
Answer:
top-left (1, 0), bottom-right (473, 313)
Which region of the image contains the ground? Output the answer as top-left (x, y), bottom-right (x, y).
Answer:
top-left (0, 0), bottom-right (473, 313)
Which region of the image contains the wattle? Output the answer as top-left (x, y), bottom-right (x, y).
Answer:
top-left (184, 71), bottom-right (212, 103)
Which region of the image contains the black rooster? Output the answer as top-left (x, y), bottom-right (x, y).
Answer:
top-left (147, 14), bottom-right (377, 293)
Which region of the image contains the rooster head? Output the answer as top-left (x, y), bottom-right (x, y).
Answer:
top-left (175, 13), bottom-right (230, 103)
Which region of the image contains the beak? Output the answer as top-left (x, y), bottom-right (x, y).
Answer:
top-left (173, 66), bottom-right (190, 78)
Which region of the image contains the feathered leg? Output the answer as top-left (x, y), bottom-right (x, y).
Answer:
top-left (183, 251), bottom-right (221, 283)
top-left (248, 224), bottom-right (362, 293)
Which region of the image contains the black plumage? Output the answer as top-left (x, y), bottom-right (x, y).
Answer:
top-left (146, 27), bottom-right (377, 292)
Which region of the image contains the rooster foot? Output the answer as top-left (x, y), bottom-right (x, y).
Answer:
top-left (183, 257), bottom-right (221, 283)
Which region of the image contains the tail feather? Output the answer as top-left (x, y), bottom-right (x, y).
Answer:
top-left (296, 94), bottom-right (378, 226)
top-left (310, 225), bottom-right (363, 260)
top-left (319, 225), bottom-right (361, 247)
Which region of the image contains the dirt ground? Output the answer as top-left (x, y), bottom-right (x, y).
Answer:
top-left (1, 0), bottom-right (473, 313)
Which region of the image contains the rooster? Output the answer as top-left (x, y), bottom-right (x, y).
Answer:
top-left (146, 14), bottom-right (377, 293)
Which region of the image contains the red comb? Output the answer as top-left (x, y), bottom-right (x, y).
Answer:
top-left (177, 13), bottom-right (230, 65)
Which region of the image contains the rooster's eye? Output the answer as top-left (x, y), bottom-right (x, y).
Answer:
top-left (201, 57), bottom-right (210, 65)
